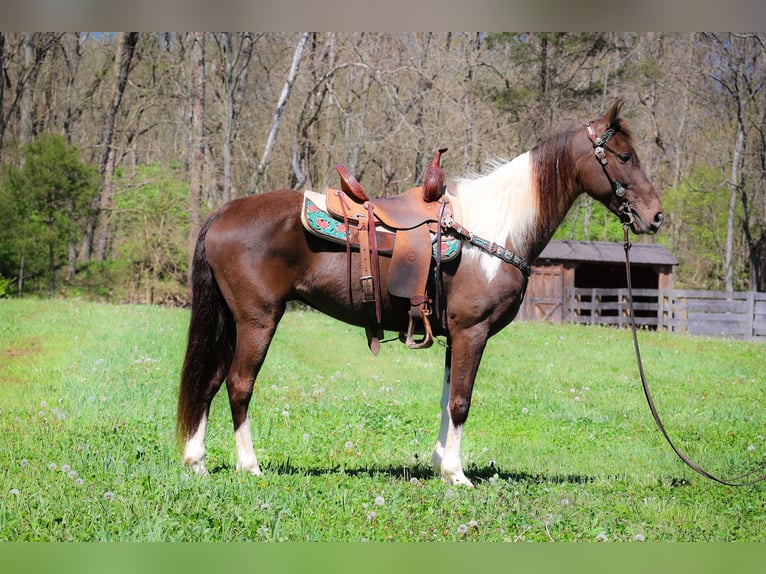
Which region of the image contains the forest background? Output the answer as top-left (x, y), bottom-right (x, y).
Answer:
top-left (0, 32), bottom-right (765, 303)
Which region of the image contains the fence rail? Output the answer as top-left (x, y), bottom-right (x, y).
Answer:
top-left (568, 288), bottom-right (766, 340)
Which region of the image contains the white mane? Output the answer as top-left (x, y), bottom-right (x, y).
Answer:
top-left (448, 152), bottom-right (537, 282)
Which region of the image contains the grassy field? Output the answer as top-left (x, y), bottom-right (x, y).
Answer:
top-left (0, 297), bottom-right (765, 542)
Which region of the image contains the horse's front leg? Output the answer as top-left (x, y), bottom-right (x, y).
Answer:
top-left (432, 328), bottom-right (488, 487)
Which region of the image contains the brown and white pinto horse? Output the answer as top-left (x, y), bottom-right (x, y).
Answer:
top-left (177, 98), bottom-right (664, 486)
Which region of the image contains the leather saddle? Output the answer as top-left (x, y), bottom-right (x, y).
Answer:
top-left (322, 149), bottom-right (451, 353)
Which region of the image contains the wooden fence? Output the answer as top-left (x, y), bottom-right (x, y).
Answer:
top-left (569, 288), bottom-right (766, 340)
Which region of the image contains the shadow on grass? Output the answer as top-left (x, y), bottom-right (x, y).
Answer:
top-left (210, 460), bottom-right (595, 485)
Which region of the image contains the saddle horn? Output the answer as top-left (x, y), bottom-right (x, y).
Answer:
top-left (422, 147), bottom-right (447, 202)
top-left (335, 163), bottom-right (369, 203)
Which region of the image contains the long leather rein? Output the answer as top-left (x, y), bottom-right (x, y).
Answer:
top-left (622, 228), bottom-right (766, 486)
top-left (585, 119), bottom-right (766, 485)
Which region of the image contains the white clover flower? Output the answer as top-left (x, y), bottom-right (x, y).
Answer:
top-left (374, 496), bottom-right (385, 506)
top-left (634, 533), bottom-right (646, 542)
top-left (468, 520), bottom-right (478, 529)
top-left (521, 407), bottom-right (529, 414)
top-left (103, 491), bottom-right (115, 502)
top-left (48, 463), bottom-right (58, 471)
top-left (20, 459), bottom-right (28, 467)
top-left (595, 532), bottom-right (608, 542)
top-left (344, 441), bottom-right (354, 451)
top-left (410, 478), bottom-right (419, 486)
top-left (748, 444), bottom-right (756, 451)
top-left (457, 524), bottom-right (469, 535)
top-left (9, 488), bottom-right (20, 496)
top-left (302, 433), bottom-right (310, 441)
top-left (62, 464), bottom-right (71, 474)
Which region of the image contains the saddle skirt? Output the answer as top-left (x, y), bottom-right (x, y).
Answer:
top-left (301, 190), bottom-right (461, 262)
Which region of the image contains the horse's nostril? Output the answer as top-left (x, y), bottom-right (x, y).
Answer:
top-left (653, 212), bottom-right (665, 229)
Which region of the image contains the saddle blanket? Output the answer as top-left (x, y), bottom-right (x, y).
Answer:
top-left (301, 190), bottom-right (461, 262)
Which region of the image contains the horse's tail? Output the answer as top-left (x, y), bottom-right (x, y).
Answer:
top-left (176, 212), bottom-right (235, 446)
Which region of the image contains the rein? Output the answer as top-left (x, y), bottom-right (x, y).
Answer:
top-left (622, 229), bottom-right (766, 486)
top-left (586, 119), bottom-right (766, 485)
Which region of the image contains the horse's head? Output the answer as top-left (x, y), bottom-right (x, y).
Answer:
top-left (578, 98), bottom-right (664, 235)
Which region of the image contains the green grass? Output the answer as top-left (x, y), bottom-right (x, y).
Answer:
top-left (1, 298), bottom-right (765, 541)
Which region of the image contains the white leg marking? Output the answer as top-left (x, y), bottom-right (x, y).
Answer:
top-left (183, 412), bottom-right (209, 476)
top-left (431, 377), bottom-right (451, 470)
top-left (234, 418), bottom-right (262, 475)
top-left (440, 420), bottom-right (473, 487)
top-left (431, 363), bottom-right (474, 487)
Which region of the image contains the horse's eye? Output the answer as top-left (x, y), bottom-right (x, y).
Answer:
top-left (617, 152), bottom-right (631, 163)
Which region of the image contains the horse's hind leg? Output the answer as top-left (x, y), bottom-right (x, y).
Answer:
top-left (226, 311), bottom-right (283, 474)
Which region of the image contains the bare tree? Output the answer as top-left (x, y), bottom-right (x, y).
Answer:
top-left (188, 32), bottom-right (206, 282)
top-left (214, 32), bottom-right (254, 203)
top-left (79, 32), bottom-right (139, 263)
top-left (252, 32), bottom-right (309, 193)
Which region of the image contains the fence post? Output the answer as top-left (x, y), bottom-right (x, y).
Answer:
top-left (746, 290), bottom-right (755, 339)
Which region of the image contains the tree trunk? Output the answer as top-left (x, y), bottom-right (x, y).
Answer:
top-left (222, 33), bottom-right (235, 205)
top-left (219, 33), bottom-right (253, 204)
top-left (726, 128), bottom-right (745, 291)
top-left (188, 32), bottom-right (206, 284)
top-left (0, 33), bottom-right (6, 164)
top-left (81, 32), bottom-right (139, 263)
top-left (253, 32), bottom-right (309, 193)
top-left (22, 32), bottom-right (35, 145)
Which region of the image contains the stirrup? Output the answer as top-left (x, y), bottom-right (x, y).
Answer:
top-left (405, 305), bottom-right (434, 350)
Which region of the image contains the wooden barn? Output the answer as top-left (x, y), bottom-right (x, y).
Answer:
top-left (518, 240), bottom-right (679, 324)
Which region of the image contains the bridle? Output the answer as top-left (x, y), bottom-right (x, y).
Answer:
top-left (584, 122), bottom-right (635, 228)
top-left (586, 121), bottom-right (766, 486)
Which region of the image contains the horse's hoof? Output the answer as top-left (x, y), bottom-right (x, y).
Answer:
top-left (188, 460), bottom-right (209, 477)
top-left (236, 462), bottom-right (263, 476)
top-left (442, 470), bottom-right (475, 488)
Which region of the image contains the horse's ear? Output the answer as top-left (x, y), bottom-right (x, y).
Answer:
top-left (605, 97), bottom-right (625, 128)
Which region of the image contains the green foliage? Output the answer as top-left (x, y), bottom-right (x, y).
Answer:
top-left (1, 300), bottom-right (765, 541)
top-left (0, 134), bottom-right (98, 296)
top-left (0, 274), bottom-right (12, 298)
top-left (554, 196), bottom-right (626, 242)
top-left (108, 163), bottom-right (190, 303)
top-left (661, 165), bottom-right (742, 289)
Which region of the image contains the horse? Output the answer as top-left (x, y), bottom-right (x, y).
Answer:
top-left (176, 98), bottom-right (664, 487)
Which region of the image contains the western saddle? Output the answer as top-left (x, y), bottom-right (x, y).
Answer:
top-left (325, 148), bottom-right (451, 354)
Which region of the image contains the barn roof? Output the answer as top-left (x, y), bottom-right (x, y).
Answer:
top-left (536, 240), bottom-right (679, 266)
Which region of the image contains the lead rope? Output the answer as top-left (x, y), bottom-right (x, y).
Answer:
top-left (622, 225), bottom-right (766, 486)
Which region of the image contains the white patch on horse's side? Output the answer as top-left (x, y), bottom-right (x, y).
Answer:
top-left (183, 412), bottom-right (208, 476)
top-left (450, 152), bottom-right (537, 282)
top-left (234, 418), bottom-right (262, 475)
